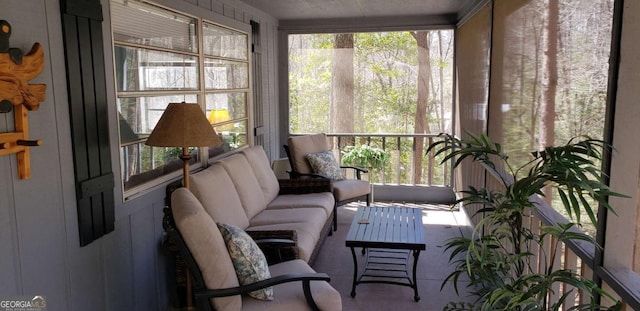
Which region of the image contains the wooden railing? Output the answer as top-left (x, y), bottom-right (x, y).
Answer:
top-left (481, 171), bottom-right (639, 310)
top-left (324, 133), bottom-right (452, 186)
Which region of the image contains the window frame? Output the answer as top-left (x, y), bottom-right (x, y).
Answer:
top-left (109, 0), bottom-right (252, 200)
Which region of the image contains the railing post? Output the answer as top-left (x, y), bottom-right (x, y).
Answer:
top-left (428, 136), bottom-right (433, 186)
top-left (382, 137), bottom-right (386, 185)
top-left (396, 136), bottom-right (401, 184)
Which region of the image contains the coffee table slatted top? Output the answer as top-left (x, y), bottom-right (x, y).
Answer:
top-left (345, 206), bottom-right (426, 250)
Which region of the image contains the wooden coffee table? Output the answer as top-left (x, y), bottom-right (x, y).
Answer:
top-left (345, 206), bottom-right (426, 301)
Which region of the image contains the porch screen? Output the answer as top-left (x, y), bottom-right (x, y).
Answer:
top-left (488, 0), bottom-right (612, 168)
top-left (454, 2), bottom-right (492, 223)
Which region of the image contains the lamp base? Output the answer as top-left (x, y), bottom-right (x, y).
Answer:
top-left (180, 147), bottom-right (191, 189)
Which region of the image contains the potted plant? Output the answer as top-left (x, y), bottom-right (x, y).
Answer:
top-left (341, 144), bottom-right (389, 178)
top-left (428, 132), bottom-right (624, 311)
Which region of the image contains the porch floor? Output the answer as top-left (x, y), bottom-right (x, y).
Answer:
top-left (311, 201), bottom-right (476, 311)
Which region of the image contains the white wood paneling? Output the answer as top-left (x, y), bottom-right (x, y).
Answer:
top-left (198, 0), bottom-right (213, 11)
top-left (66, 241), bottom-right (106, 310)
top-left (131, 205), bottom-right (160, 311)
top-left (104, 217), bottom-right (135, 311)
top-left (0, 149), bottom-right (20, 295)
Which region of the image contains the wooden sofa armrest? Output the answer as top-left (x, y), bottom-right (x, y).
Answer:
top-left (247, 230), bottom-right (299, 264)
top-left (254, 238), bottom-right (296, 247)
top-left (278, 178), bottom-right (333, 195)
top-left (247, 229), bottom-right (297, 241)
top-left (194, 273), bottom-right (331, 311)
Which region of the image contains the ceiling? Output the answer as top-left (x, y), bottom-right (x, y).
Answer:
top-left (239, 0), bottom-right (480, 21)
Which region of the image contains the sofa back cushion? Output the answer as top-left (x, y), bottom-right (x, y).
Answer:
top-left (219, 154), bottom-right (267, 219)
top-left (287, 133), bottom-right (331, 175)
top-left (171, 188), bottom-right (242, 311)
top-left (240, 146), bottom-right (280, 204)
top-left (190, 163), bottom-right (250, 229)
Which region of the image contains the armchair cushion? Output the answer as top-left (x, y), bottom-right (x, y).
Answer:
top-left (287, 133), bottom-right (331, 175)
top-left (217, 223), bottom-right (274, 301)
top-left (333, 179), bottom-right (371, 202)
top-left (305, 150), bottom-right (345, 180)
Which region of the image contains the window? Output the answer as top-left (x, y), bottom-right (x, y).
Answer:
top-left (110, 0), bottom-right (250, 194)
top-left (288, 31), bottom-right (454, 135)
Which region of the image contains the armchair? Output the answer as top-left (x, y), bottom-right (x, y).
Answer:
top-left (284, 133), bottom-right (371, 231)
top-left (165, 188), bottom-right (342, 311)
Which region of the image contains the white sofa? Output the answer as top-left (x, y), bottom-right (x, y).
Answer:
top-left (188, 145), bottom-right (335, 262)
top-left (167, 146), bottom-right (342, 310)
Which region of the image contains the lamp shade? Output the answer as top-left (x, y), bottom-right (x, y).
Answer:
top-left (145, 102), bottom-right (222, 148)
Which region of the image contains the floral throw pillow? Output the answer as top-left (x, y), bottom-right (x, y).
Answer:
top-left (217, 223), bottom-right (273, 301)
top-left (305, 150), bottom-right (345, 180)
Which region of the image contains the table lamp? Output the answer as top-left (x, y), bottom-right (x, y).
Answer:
top-left (145, 102), bottom-right (222, 189)
top-left (145, 102), bottom-right (221, 309)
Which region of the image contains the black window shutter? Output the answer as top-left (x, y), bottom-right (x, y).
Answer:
top-left (60, 0), bottom-right (115, 246)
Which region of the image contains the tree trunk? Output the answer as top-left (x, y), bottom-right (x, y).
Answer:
top-left (530, 21), bottom-right (543, 151)
top-left (410, 31), bottom-right (430, 184)
top-left (331, 33), bottom-right (355, 145)
top-left (540, 0), bottom-right (558, 200)
top-left (438, 31), bottom-right (445, 133)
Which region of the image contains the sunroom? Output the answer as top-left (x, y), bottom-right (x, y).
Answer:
top-left (1, 0), bottom-right (639, 310)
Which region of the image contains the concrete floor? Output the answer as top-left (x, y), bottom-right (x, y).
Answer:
top-left (311, 202), bottom-right (477, 311)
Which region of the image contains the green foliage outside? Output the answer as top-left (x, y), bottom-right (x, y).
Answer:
top-left (429, 133), bottom-right (625, 311)
top-left (288, 31), bottom-right (453, 135)
top-left (341, 145), bottom-right (389, 170)
top-left (334, 137), bottom-right (451, 185)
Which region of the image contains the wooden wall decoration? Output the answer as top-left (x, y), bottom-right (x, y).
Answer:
top-left (0, 20), bottom-right (46, 179)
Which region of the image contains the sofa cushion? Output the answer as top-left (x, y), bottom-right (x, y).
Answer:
top-left (249, 208), bottom-right (328, 234)
top-left (241, 146), bottom-right (280, 204)
top-left (247, 223), bottom-right (320, 262)
top-left (242, 259), bottom-right (342, 311)
top-left (219, 154), bottom-right (267, 219)
top-left (267, 192), bottom-right (335, 217)
top-left (190, 163), bottom-right (250, 229)
top-left (333, 179), bottom-right (371, 202)
top-left (305, 150), bottom-right (345, 180)
top-left (287, 133), bottom-right (331, 175)
top-left (217, 223), bottom-right (273, 301)
top-left (171, 188), bottom-right (241, 311)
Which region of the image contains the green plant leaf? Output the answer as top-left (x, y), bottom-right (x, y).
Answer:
top-left (431, 134), bottom-right (625, 310)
